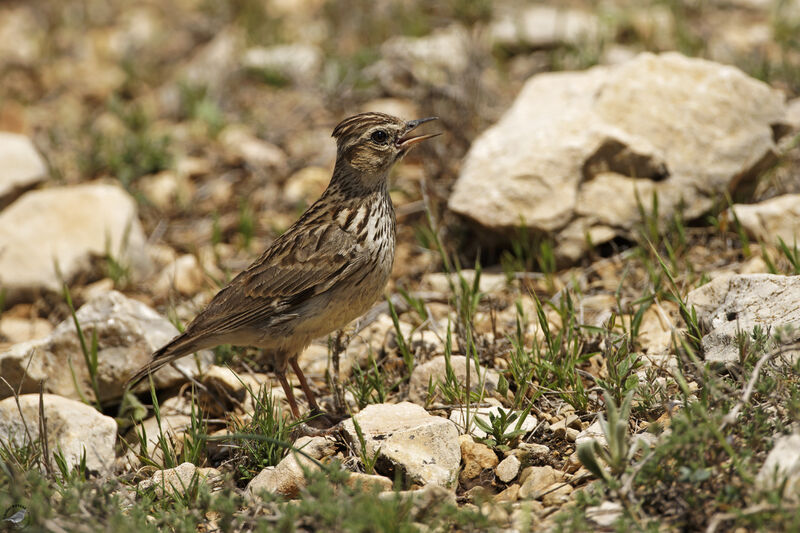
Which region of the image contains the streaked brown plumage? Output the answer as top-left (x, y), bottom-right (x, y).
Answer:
top-left (127, 112), bottom-right (438, 418)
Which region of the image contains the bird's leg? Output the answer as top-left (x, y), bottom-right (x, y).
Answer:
top-left (329, 329), bottom-right (349, 414)
top-left (289, 358), bottom-right (321, 413)
top-left (275, 371), bottom-right (302, 419)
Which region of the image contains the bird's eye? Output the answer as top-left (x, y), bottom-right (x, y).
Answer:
top-left (370, 130), bottom-right (388, 144)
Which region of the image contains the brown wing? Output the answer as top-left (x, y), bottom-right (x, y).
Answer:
top-left (183, 220), bottom-right (364, 338)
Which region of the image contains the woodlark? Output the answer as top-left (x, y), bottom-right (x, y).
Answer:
top-left (128, 112), bottom-right (439, 418)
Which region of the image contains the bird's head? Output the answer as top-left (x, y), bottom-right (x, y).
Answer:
top-left (332, 112), bottom-right (439, 178)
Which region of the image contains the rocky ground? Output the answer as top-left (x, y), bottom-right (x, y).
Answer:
top-left (1, 0), bottom-right (800, 531)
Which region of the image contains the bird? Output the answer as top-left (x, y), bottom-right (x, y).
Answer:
top-left (127, 112), bottom-right (439, 419)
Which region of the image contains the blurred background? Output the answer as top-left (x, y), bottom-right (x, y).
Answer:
top-left (1, 3), bottom-right (800, 529)
top-left (2, 0), bottom-right (798, 297)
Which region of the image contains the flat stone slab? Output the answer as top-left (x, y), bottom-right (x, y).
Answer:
top-left (686, 274), bottom-right (800, 364)
top-left (342, 402), bottom-right (460, 488)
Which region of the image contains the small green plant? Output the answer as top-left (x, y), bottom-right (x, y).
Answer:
top-left (777, 237), bottom-right (800, 274)
top-left (505, 300), bottom-right (538, 409)
top-left (0, 435), bottom-right (41, 474)
top-left (103, 226), bottom-right (133, 289)
top-left (63, 284), bottom-right (102, 410)
top-left (651, 242), bottom-right (705, 356)
top-left (397, 286), bottom-right (428, 323)
top-left (347, 355), bottom-right (396, 409)
top-left (177, 82), bottom-right (225, 137)
top-left (526, 290), bottom-right (591, 411)
top-left (81, 97), bottom-right (171, 189)
top-left (595, 317), bottom-right (643, 406)
top-left (472, 406), bottom-right (532, 450)
top-left (132, 382), bottom-right (208, 470)
top-left (350, 415), bottom-right (378, 475)
top-left (577, 390), bottom-right (645, 486)
top-left (500, 219), bottom-right (536, 277)
top-left (52, 445), bottom-right (87, 487)
top-left (138, 468), bottom-right (205, 510)
top-left (237, 199), bottom-right (256, 251)
top-left (388, 298), bottom-right (414, 376)
top-left (726, 197), bottom-right (752, 257)
top-left (433, 324), bottom-right (483, 406)
top-left (231, 382), bottom-right (299, 481)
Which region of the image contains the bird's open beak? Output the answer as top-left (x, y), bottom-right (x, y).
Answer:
top-left (398, 117), bottom-right (440, 149)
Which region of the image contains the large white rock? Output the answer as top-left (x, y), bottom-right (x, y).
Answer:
top-left (0, 183), bottom-right (151, 303)
top-left (449, 52), bottom-right (788, 262)
top-left (686, 274), bottom-right (800, 364)
top-left (726, 194), bottom-right (800, 246)
top-left (0, 394), bottom-right (116, 473)
top-left (0, 290), bottom-right (212, 403)
top-left (342, 402), bottom-right (460, 488)
top-left (0, 132), bottom-right (47, 209)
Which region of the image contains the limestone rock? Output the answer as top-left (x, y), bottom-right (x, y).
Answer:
top-left (586, 501), bottom-right (624, 527)
top-left (575, 419), bottom-right (607, 448)
top-left (137, 171), bottom-right (194, 211)
top-left (0, 132), bottom-right (47, 209)
top-left (511, 442), bottom-right (551, 463)
top-left (0, 394), bottom-right (116, 473)
top-left (374, 25), bottom-right (471, 88)
top-left (137, 462), bottom-right (221, 498)
top-left (296, 343), bottom-right (341, 380)
top-left (219, 125), bottom-right (288, 171)
top-left (379, 484), bottom-right (457, 524)
top-left (726, 195), bottom-right (800, 246)
top-left (756, 433), bottom-right (800, 501)
top-left (494, 483), bottom-right (520, 502)
top-left (420, 270), bottom-right (508, 295)
top-left (786, 97), bottom-right (800, 134)
top-left (152, 254), bottom-right (205, 297)
top-left (0, 183), bottom-right (151, 303)
top-left (345, 472), bottom-right (393, 492)
top-left (541, 482), bottom-right (572, 506)
top-left (518, 465), bottom-right (565, 500)
top-left (496, 454), bottom-right (521, 483)
top-left (637, 305), bottom-right (675, 356)
top-left (686, 274), bottom-right (800, 364)
top-left (242, 43), bottom-right (323, 85)
top-left (459, 435), bottom-right (499, 483)
top-left (0, 316), bottom-right (52, 346)
top-left (246, 436), bottom-right (336, 499)
top-left (491, 5), bottom-right (600, 51)
top-left (283, 166), bottom-right (330, 206)
top-left (409, 355), bottom-right (500, 403)
top-left (449, 52), bottom-right (788, 263)
top-left (342, 402), bottom-right (460, 488)
top-left (0, 290), bottom-right (213, 403)
top-left (181, 27), bottom-right (242, 93)
top-left (0, 7), bottom-right (42, 68)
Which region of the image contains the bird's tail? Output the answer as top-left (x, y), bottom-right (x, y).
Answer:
top-left (125, 332), bottom-right (206, 390)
